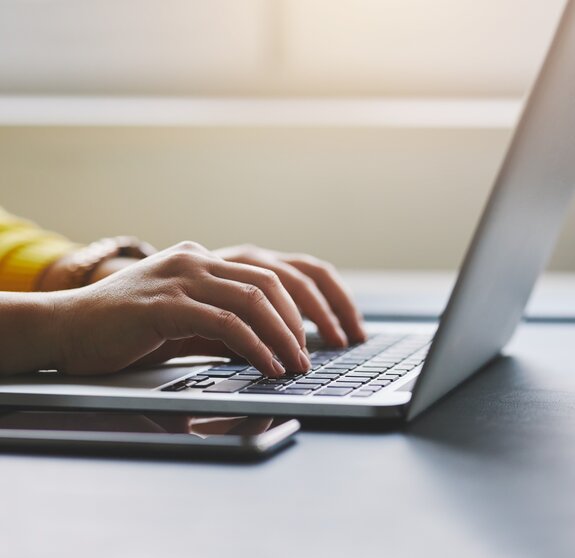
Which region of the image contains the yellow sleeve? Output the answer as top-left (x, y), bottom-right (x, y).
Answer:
top-left (0, 207), bottom-right (79, 291)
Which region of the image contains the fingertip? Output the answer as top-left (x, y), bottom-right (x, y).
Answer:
top-left (335, 325), bottom-right (348, 348)
top-left (324, 332), bottom-right (347, 349)
top-left (298, 349), bottom-right (311, 372)
top-left (357, 318), bottom-right (368, 343)
top-left (343, 314), bottom-right (367, 345)
top-left (271, 358), bottom-right (286, 378)
top-left (351, 323), bottom-right (368, 344)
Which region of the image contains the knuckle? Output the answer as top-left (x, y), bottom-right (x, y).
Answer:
top-left (216, 309), bottom-right (240, 331)
top-left (163, 249), bottom-right (209, 274)
top-left (260, 269), bottom-right (281, 289)
top-left (242, 243), bottom-right (259, 253)
top-left (244, 284), bottom-right (266, 306)
top-left (317, 262), bottom-right (337, 281)
top-left (294, 252), bottom-right (317, 265)
top-left (239, 243), bottom-right (261, 260)
top-left (163, 250), bottom-right (191, 270)
top-left (320, 259), bottom-right (337, 273)
top-left (175, 240), bottom-right (207, 253)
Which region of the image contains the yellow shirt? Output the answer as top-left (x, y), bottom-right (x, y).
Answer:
top-left (0, 207), bottom-right (77, 291)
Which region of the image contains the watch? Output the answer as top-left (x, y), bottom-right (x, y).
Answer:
top-left (65, 236), bottom-right (156, 289)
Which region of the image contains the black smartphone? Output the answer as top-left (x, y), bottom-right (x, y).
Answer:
top-left (0, 410), bottom-right (300, 460)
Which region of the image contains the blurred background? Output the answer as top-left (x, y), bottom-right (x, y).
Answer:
top-left (1, 0), bottom-right (573, 270)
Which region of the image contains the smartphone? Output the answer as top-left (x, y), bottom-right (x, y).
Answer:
top-left (0, 410), bottom-right (300, 460)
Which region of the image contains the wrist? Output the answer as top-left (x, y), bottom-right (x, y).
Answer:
top-left (87, 257), bottom-right (140, 284)
top-left (37, 252), bottom-right (76, 291)
top-left (37, 242), bottom-right (153, 291)
top-left (0, 291), bottom-right (61, 374)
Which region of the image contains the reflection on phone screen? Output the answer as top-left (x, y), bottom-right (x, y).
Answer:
top-left (0, 411), bottom-right (278, 439)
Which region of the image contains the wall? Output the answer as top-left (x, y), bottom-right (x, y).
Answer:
top-left (2, 125), bottom-right (575, 270)
top-left (1, 0), bottom-right (573, 270)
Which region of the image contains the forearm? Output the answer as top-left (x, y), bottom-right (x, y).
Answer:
top-left (0, 292), bottom-right (59, 375)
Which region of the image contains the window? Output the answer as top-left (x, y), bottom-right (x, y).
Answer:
top-left (0, 0), bottom-right (564, 96)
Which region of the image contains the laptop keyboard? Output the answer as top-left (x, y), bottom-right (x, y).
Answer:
top-left (161, 334), bottom-right (431, 398)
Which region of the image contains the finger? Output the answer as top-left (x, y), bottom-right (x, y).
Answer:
top-left (255, 259), bottom-right (349, 347)
top-left (176, 338), bottom-right (238, 359)
top-left (210, 260), bottom-right (307, 349)
top-left (286, 257), bottom-right (367, 343)
top-left (158, 299), bottom-right (286, 378)
top-left (195, 275), bottom-right (309, 373)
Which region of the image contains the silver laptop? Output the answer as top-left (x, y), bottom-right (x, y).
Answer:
top-left (2, 0), bottom-right (575, 422)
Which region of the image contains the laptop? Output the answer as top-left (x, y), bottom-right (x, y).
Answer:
top-left (1, 1), bottom-right (575, 422)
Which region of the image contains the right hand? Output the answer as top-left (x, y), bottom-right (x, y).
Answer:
top-left (51, 242), bottom-right (312, 378)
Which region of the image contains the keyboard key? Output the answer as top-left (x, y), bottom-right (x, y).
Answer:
top-left (354, 366), bottom-right (388, 374)
top-left (208, 364), bottom-right (249, 372)
top-left (333, 381), bottom-right (364, 389)
top-left (314, 387), bottom-right (353, 397)
top-left (359, 362), bottom-right (392, 369)
top-left (369, 379), bottom-right (393, 387)
top-left (161, 380), bottom-right (188, 392)
top-left (311, 350), bottom-right (339, 359)
top-left (283, 371), bottom-right (305, 378)
top-left (346, 371), bottom-right (379, 379)
top-left (203, 379), bottom-right (255, 393)
top-left (234, 373), bottom-right (263, 380)
top-left (202, 370), bottom-right (239, 378)
top-left (369, 362), bottom-right (398, 368)
top-left (245, 383), bottom-right (283, 391)
top-left (186, 378), bottom-right (215, 388)
top-left (294, 378), bottom-right (331, 386)
top-left (338, 376), bottom-right (369, 384)
top-left (257, 378), bottom-right (293, 385)
top-left (307, 372), bottom-right (344, 379)
top-left (290, 382), bottom-right (322, 390)
top-left (381, 372), bottom-right (405, 379)
top-left (335, 359), bottom-right (366, 365)
top-left (310, 359), bottom-right (331, 366)
top-left (279, 388), bottom-right (314, 396)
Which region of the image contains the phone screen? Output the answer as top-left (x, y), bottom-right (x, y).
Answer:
top-left (0, 410), bottom-right (291, 436)
top-left (0, 411), bottom-right (299, 458)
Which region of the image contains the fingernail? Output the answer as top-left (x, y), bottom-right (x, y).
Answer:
top-left (272, 359), bottom-right (286, 377)
top-left (299, 349), bottom-right (311, 371)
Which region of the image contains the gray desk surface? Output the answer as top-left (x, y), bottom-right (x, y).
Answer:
top-left (2, 281), bottom-right (575, 557)
top-left (343, 270), bottom-right (575, 321)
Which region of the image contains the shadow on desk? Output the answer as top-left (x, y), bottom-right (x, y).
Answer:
top-left (404, 355), bottom-right (575, 558)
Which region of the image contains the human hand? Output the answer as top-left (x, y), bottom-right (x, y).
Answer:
top-left (213, 244), bottom-right (366, 347)
top-left (51, 242), bottom-right (312, 377)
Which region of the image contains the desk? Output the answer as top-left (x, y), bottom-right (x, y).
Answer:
top-left (343, 270), bottom-right (575, 321)
top-left (1, 277), bottom-right (575, 558)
